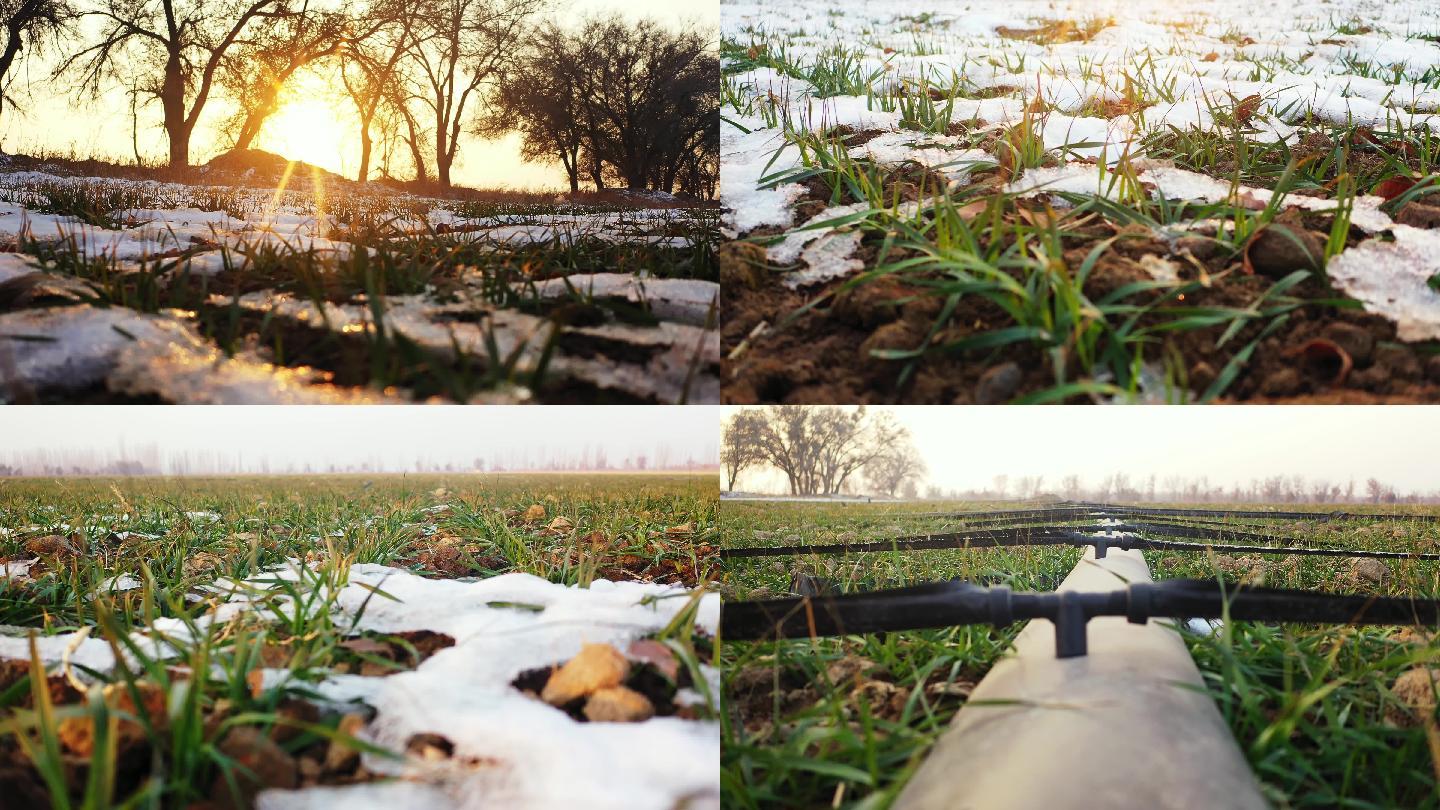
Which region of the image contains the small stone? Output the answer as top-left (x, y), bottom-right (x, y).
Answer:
top-left (184, 551), bottom-right (224, 577)
top-left (975, 362), bottom-right (1023, 404)
top-left (627, 639), bottom-right (679, 681)
top-left (1320, 322), bottom-right (1375, 366)
top-left (1351, 365), bottom-right (1389, 390)
top-left (541, 643), bottom-right (629, 706)
top-left (583, 686), bottom-right (655, 723)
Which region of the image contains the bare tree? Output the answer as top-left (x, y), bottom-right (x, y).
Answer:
top-left (59, 0), bottom-right (301, 167)
top-left (407, 0), bottom-right (541, 188)
top-left (1366, 477), bottom-right (1386, 504)
top-left (220, 4), bottom-right (353, 152)
top-left (569, 18), bottom-right (717, 194)
top-left (731, 406), bottom-right (913, 496)
top-left (338, 0), bottom-right (420, 181)
top-left (479, 20), bottom-right (586, 191)
top-left (720, 410), bottom-right (763, 493)
top-left (1061, 474), bottom-right (1081, 500)
top-left (864, 443), bottom-right (927, 498)
top-left (1, 0), bottom-right (74, 116)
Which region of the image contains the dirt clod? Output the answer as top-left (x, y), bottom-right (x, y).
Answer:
top-left (719, 241), bottom-right (770, 289)
top-left (1320, 322), bottom-right (1375, 366)
top-left (1348, 557), bottom-right (1390, 588)
top-left (1259, 367), bottom-right (1302, 397)
top-left (1396, 202), bottom-right (1440, 229)
top-left (1387, 668), bottom-right (1440, 728)
top-left (211, 726), bottom-right (299, 810)
top-left (1245, 213), bottom-right (1325, 276)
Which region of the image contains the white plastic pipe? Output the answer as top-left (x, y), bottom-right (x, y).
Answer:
top-left (895, 548), bottom-right (1267, 810)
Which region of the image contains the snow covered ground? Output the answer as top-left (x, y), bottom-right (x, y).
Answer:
top-left (0, 171), bottom-right (719, 403)
top-left (0, 560), bottom-right (719, 810)
top-left (721, 0), bottom-right (1440, 335)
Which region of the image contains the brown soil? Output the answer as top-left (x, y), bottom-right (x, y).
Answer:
top-left (723, 200), bottom-right (1440, 404)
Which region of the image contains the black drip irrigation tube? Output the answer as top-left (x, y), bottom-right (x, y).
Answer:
top-left (722, 502), bottom-right (1440, 658)
top-left (722, 525), bottom-right (1440, 562)
top-left (721, 578), bottom-right (1440, 657)
top-left (1073, 502), bottom-right (1440, 523)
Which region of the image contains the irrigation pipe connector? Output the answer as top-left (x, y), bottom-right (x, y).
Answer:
top-left (892, 550), bottom-right (1269, 810)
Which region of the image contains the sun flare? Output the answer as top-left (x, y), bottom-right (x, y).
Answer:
top-left (257, 91), bottom-right (354, 177)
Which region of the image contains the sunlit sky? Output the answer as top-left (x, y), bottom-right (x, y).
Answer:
top-left (0, 406), bottom-right (719, 472)
top-left (723, 407), bottom-right (1440, 495)
top-left (0, 0), bottom-right (717, 189)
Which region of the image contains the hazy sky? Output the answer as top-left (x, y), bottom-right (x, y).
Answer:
top-left (723, 406), bottom-right (1440, 494)
top-left (2, 406), bottom-right (719, 472)
top-left (0, 0), bottom-right (717, 189)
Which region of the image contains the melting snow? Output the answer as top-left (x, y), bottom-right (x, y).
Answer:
top-left (0, 563), bottom-right (719, 809)
top-left (1326, 226), bottom-right (1440, 341)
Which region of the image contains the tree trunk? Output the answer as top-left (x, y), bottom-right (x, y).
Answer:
top-left (434, 128), bottom-right (451, 189)
top-left (401, 112), bottom-right (428, 182)
top-left (232, 90), bottom-right (278, 152)
top-left (356, 124), bottom-right (373, 182)
top-left (162, 50), bottom-right (189, 167)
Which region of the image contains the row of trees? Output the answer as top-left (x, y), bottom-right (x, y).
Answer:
top-left (927, 474), bottom-right (1433, 505)
top-left (0, 443), bottom-right (715, 475)
top-left (722, 406), bottom-right (929, 498)
top-left (0, 0), bottom-right (719, 196)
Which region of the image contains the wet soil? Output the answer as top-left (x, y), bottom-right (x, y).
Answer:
top-left (723, 192), bottom-right (1440, 404)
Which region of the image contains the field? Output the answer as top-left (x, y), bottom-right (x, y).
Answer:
top-left (0, 472), bottom-right (720, 808)
top-left (0, 162), bottom-right (720, 405)
top-left (720, 0), bottom-right (1440, 403)
top-left (719, 499), bottom-right (1440, 808)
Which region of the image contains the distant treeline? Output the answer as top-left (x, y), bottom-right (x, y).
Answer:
top-left (902, 474), bottom-right (1439, 505)
top-left (0, 0), bottom-right (718, 196)
top-left (0, 444), bottom-right (717, 477)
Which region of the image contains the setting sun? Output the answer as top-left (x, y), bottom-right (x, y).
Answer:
top-left (256, 86), bottom-right (356, 177)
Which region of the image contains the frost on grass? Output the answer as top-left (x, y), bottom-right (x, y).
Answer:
top-left (1, 563), bottom-right (719, 810)
top-left (1326, 226), bottom-right (1440, 341)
